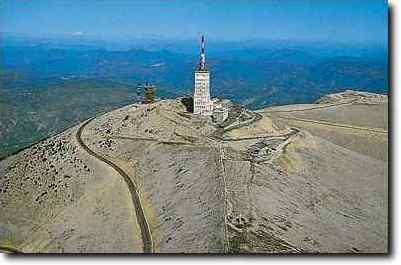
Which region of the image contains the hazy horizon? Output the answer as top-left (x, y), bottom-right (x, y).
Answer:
top-left (0, 0), bottom-right (388, 46)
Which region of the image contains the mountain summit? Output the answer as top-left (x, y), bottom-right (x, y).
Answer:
top-left (0, 91), bottom-right (387, 253)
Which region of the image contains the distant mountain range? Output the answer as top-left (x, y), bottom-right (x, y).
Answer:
top-left (0, 36), bottom-right (388, 157)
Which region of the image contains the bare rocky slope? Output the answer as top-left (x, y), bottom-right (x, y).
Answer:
top-left (0, 90), bottom-right (388, 253)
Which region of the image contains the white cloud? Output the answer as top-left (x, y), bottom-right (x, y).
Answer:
top-left (72, 31), bottom-right (85, 36)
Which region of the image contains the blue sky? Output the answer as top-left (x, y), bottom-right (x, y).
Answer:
top-left (0, 0), bottom-right (388, 44)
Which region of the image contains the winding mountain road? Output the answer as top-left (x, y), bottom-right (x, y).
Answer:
top-left (268, 115), bottom-right (388, 134)
top-left (76, 118), bottom-right (154, 253)
top-left (257, 99), bottom-right (357, 114)
top-left (259, 99), bottom-right (387, 134)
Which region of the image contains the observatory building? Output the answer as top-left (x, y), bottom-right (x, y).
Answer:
top-left (193, 35), bottom-right (213, 116)
top-left (193, 35), bottom-right (228, 123)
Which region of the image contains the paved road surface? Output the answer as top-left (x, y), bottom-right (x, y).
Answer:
top-left (269, 115), bottom-right (388, 134)
top-left (76, 118), bottom-right (154, 253)
top-left (257, 99), bottom-right (356, 114)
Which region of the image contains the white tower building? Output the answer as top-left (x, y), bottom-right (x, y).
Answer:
top-left (193, 35), bottom-right (212, 115)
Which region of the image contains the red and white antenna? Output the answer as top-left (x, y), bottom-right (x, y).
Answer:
top-left (199, 34), bottom-right (206, 70)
